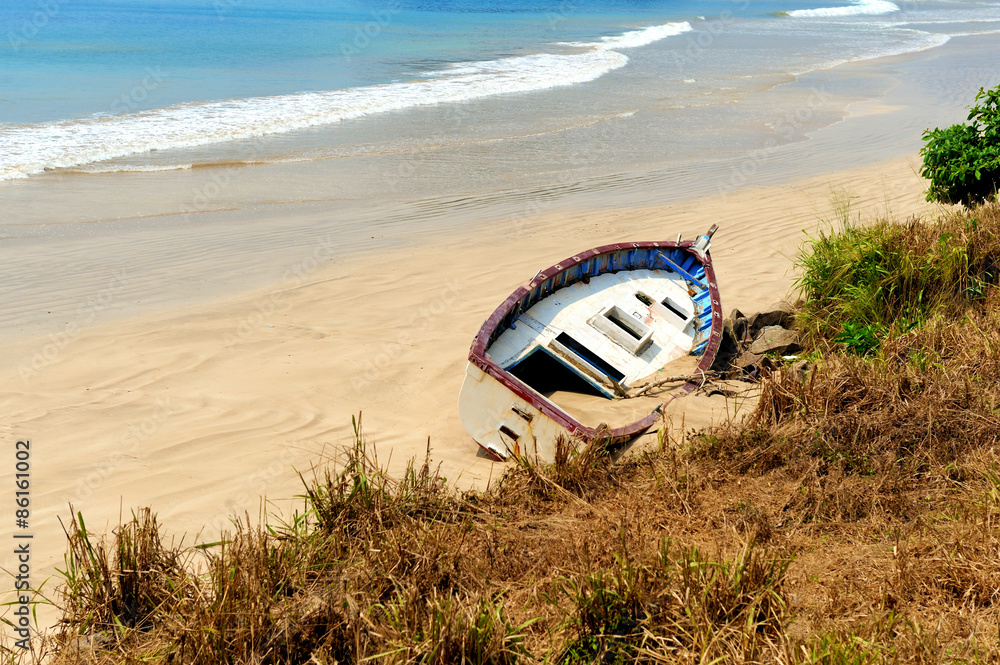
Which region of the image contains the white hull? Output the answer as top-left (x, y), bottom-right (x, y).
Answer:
top-left (458, 362), bottom-right (569, 462)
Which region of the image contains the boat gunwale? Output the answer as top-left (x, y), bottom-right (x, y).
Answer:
top-left (467, 240), bottom-right (724, 443)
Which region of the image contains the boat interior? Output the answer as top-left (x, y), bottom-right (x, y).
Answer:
top-left (486, 257), bottom-right (712, 415)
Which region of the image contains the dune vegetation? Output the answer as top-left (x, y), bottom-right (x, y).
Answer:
top-left (921, 82), bottom-right (1000, 206)
top-left (8, 200), bottom-right (1000, 664)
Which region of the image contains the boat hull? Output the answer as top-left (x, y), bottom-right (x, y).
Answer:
top-left (458, 362), bottom-right (571, 462)
top-left (459, 236), bottom-right (723, 462)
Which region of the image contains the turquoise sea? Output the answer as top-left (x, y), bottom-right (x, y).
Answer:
top-left (3, 0), bottom-right (1000, 187)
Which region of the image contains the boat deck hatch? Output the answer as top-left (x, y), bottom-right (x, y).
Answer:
top-left (553, 332), bottom-right (626, 383)
top-left (635, 290), bottom-right (695, 330)
top-left (592, 304), bottom-right (654, 355)
top-left (662, 297), bottom-right (694, 324)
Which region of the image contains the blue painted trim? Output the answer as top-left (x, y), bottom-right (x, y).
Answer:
top-left (655, 252), bottom-right (708, 289)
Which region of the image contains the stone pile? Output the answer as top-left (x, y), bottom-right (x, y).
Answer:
top-left (711, 300), bottom-right (803, 378)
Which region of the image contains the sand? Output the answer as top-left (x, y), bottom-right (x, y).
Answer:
top-left (0, 150), bottom-right (947, 634)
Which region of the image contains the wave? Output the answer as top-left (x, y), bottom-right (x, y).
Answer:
top-left (896, 18), bottom-right (1000, 26)
top-left (596, 22), bottom-right (693, 49)
top-left (0, 22), bottom-right (691, 182)
top-left (65, 163), bottom-right (193, 174)
top-left (559, 22), bottom-right (692, 49)
top-left (787, 31), bottom-right (950, 76)
top-left (788, 0), bottom-right (900, 18)
top-left (945, 28), bottom-right (1000, 37)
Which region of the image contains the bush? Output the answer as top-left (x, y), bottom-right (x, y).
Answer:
top-left (920, 82), bottom-right (1000, 206)
top-left (794, 206), bottom-right (1000, 350)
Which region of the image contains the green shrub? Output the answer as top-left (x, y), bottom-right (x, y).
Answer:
top-left (796, 220), bottom-right (966, 345)
top-left (794, 203), bottom-right (1000, 353)
top-left (920, 83), bottom-right (1000, 206)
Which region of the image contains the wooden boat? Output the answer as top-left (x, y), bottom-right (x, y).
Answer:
top-left (459, 226), bottom-right (723, 462)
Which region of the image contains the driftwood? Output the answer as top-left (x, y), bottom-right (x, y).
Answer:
top-left (626, 370), bottom-right (719, 398)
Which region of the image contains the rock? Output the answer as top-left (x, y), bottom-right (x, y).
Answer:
top-left (61, 632), bottom-right (112, 657)
top-left (734, 350), bottom-right (777, 378)
top-left (710, 308), bottom-right (748, 372)
top-left (749, 325), bottom-right (802, 355)
top-left (735, 350), bottom-right (764, 369)
top-left (748, 301), bottom-right (796, 336)
top-left (725, 308), bottom-right (749, 342)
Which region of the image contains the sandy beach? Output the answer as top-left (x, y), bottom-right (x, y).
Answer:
top-left (3, 9), bottom-right (997, 635)
top-left (0, 148), bottom-right (945, 631)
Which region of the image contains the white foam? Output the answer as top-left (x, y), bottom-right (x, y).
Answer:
top-left (68, 163), bottom-right (194, 174)
top-left (896, 18), bottom-right (1000, 25)
top-left (0, 22), bottom-right (691, 182)
top-left (945, 28), bottom-right (1000, 36)
top-left (560, 21), bottom-right (692, 49)
top-left (597, 22), bottom-right (692, 48)
top-left (788, 0), bottom-right (900, 18)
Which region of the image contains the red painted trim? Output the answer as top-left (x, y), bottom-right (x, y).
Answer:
top-left (467, 240), bottom-right (723, 443)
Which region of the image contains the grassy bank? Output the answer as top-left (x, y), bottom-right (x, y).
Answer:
top-left (9, 202), bottom-right (1000, 664)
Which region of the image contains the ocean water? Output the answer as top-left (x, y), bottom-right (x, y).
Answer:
top-left (3, 0), bottom-right (1000, 187)
top-left (1, 0), bottom-right (1000, 343)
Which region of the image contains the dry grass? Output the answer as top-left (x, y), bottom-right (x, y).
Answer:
top-left (6, 203), bottom-right (1000, 664)
top-left (13, 433), bottom-right (1000, 664)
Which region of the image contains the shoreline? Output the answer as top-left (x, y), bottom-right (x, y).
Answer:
top-left (3, 32), bottom-right (998, 348)
top-left (3, 0), bottom-right (1000, 642)
top-left (0, 154), bottom-right (943, 633)
top-left (3, 29), bottom-right (993, 635)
